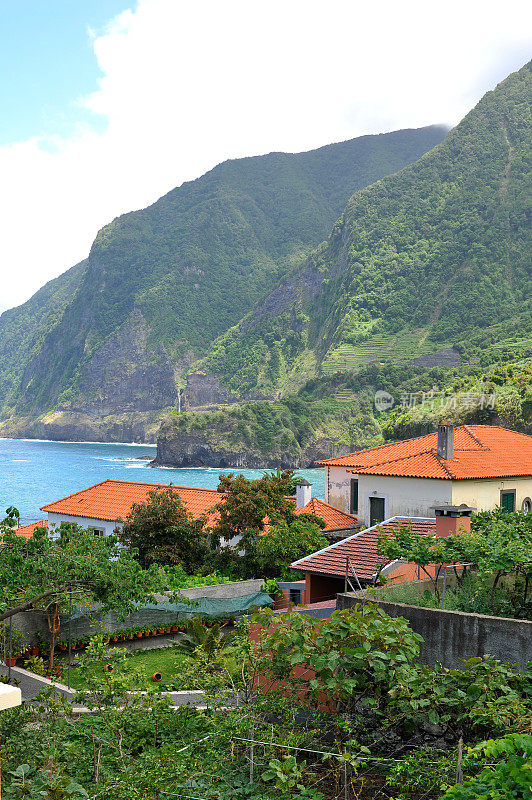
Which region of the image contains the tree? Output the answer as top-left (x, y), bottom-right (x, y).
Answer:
top-left (249, 605), bottom-right (422, 714)
top-left (377, 510), bottom-right (532, 614)
top-left (119, 485), bottom-right (210, 572)
top-left (0, 521), bottom-right (165, 672)
top-left (211, 470), bottom-right (325, 578)
top-left (212, 470), bottom-right (299, 546)
top-left (256, 518), bottom-right (328, 578)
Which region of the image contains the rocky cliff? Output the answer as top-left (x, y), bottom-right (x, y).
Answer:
top-left (151, 427), bottom-right (355, 469)
top-left (0, 409), bottom-right (168, 443)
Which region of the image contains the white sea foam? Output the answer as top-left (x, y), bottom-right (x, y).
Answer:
top-left (0, 437), bottom-right (156, 447)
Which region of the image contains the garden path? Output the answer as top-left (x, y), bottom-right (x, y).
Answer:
top-left (0, 662), bottom-right (206, 709)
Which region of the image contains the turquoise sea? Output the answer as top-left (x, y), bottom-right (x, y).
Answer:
top-left (0, 438), bottom-right (325, 525)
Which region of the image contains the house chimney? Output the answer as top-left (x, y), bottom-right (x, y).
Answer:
top-left (432, 504), bottom-right (475, 537)
top-left (295, 479), bottom-right (312, 509)
top-left (437, 423), bottom-right (454, 460)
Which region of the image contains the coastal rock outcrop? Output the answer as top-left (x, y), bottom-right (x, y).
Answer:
top-left (0, 409), bottom-right (168, 444)
top-left (150, 428), bottom-right (355, 469)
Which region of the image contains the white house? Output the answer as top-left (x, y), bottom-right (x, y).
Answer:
top-left (40, 480), bottom-right (223, 537)
top-left (317, 424), bottom-right (532, 527)
top-left (38, 478), bottom-right (357, 539)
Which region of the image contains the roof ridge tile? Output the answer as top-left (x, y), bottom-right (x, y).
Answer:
top-left (315, 428), bottom-right (444, 465)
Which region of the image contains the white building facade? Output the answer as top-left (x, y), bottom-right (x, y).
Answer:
top-left (319, 425), bottom-right (532, 528)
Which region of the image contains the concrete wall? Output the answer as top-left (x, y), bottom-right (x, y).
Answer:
top-left (167, 579), bottom-right (264, 601)
top-left (337, 591), bottom-right (532, 669)
top-left (452, 476), bottom-right (532, 513)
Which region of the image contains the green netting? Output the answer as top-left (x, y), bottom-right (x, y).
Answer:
top-left (61, 591), bottom-right (273, 640)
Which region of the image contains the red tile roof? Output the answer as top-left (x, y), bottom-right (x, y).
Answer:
top-left (316, 425), bottom-right (532, 480)
top-left (295, 498), bottom-right (357, 530)
top-left (290, 517), bottom-right (436, 580)
top-left (11, 520), bottom-right (48, 540)
top-left (41, 480), bottom-right (221, 523)
top-left (40, 480), bottom-right (351, 533)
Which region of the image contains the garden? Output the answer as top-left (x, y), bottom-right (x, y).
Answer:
top-left (0, 605), bottom-right (530, 800)
top-left (0, 488), bottom-right (530, 798)
top-left (376, 508), bottom-right (532, 619)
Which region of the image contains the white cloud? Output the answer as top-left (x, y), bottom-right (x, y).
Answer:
top-left (0, 0), bottom-right (530, 312)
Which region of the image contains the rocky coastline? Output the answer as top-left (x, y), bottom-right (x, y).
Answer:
top-left (149, 429), bottom-right (353, 470)
top-left (0, 409), bottom-right (168, 444)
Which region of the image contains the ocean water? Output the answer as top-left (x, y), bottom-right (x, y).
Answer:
top-left (0, 438), bottom-right (325, 525)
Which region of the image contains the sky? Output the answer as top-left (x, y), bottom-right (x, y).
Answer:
top-left (0, 0), bottom-right (530, 313)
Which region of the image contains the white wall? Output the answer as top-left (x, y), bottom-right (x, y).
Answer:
top-left (47, 512), bottom-right (122, 538)
top-left (452, 477), bottom-right (532, 512)
top-left (325, 466), bottom-right (355, 514)
top-left (325, 466), bottom-right (451, 524)
top-left (324, 465), bottom-right (532, 524)
top-left (357, 475), bottom-right (451, 525)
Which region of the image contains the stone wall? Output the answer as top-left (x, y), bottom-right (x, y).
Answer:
top-left (337, 591), bottom-right (532, 669)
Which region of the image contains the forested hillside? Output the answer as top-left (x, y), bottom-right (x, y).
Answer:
top-left (202, 61), bottom-right (531, 397)
top-left (0, 125), bottom-right (445, 427)
top-left (1, 61), bottom-right (530, 450)
top-left (0, 260), bottom-right (87, 412)
top-left (154, 357), bottom-right (531, 468)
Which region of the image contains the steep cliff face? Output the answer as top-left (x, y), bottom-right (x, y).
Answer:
top-left (203, 61), bottom-right (532, 398)
top-left (63, 310), bottom-right (177, 414)
top-left (0, 409), bottom-right (167, 443)
top-left (184, 373), bottom-right (238, 409)
top-left (0, 125), bottom-right (447, 434)
top-left (151, 427), bottom-right (356, 469)
top-left (0, 260), bottom-right (87, 415)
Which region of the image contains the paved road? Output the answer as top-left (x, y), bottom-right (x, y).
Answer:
top-left (0, 663), bottom-right (75, 702)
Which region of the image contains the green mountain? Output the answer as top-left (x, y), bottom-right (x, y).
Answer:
top-left (0, 261), bottom-right (87, 412)
top-left (154, 358), bottom-right (531, 468)
top-left (0, 125), bottom-right (446, 434)
top-left (202, 61), bottom-right (532, 399)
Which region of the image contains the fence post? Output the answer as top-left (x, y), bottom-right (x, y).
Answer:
top-left (68, 590), bottom-right (72, 690)
top-left (7, 614), bottom-right (12, 682)
top-left (344, 760), bottom-right (348, 800)
top-left (455, 736), bottom-right (464, 784)
top-left (249, 728), bottom-right (254, 785)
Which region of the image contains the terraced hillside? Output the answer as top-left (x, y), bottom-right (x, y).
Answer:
top-left (320, 329), bottom-right (457, 375)
top-left (0, 125), bottom-right (447, 433)
top-left (202, 61), bottom-right (532, 399)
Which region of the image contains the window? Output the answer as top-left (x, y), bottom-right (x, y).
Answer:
top-left (350, 479), bottom-right (359, 514)
top-left (500, 491), bottom-right (516, 512)
top-left (289, 588), bottom-right (302, 605)
top-left (91, 528), bottom-right (105, 537)
top-left (522, 497), bottom-right (531, 513)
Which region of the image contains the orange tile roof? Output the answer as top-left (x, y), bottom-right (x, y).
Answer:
top-left (295, 498), bottom-right (357, 530)
top-left (41, 480), bottom-right (221, 523)
top-left (316, 425), bottom-right (532, 480)
top-left (291, 517), bottom-right (436, 579)
top-left (10, 520), bottom-right (48, 540)
top-left (40, 480), bottom-right (351, 533)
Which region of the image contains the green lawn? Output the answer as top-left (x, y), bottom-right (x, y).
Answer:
top-left (67, 647), bottom-right (193, 690)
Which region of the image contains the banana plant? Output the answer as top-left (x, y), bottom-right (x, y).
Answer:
top-left (173, 616), bottom-right (234, 656)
